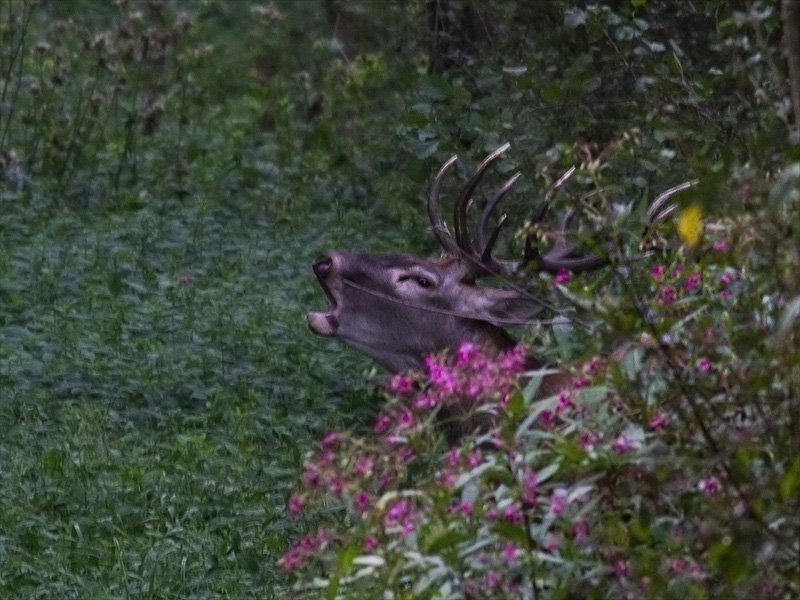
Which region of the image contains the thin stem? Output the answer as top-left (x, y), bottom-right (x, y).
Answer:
top-left (0, 0), bottom-right (33, 149)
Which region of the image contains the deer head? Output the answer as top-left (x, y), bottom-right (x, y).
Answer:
top-left (307, 144), bottom-right (687, 373)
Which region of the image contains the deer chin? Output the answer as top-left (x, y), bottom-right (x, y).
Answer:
top-left (307, 310), bottom-right (339, 336)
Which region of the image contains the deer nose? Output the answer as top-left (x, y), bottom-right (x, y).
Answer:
top-left (313, 254), bottom-right (333, 278)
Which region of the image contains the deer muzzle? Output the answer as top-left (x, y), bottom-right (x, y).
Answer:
top-left (307, 254), bottom-right (340, 336)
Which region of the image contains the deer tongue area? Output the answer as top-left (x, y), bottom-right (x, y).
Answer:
top-left (307, 309), bottom-right (338, 336)
top-left (306, 273), bottom-right (339, 336)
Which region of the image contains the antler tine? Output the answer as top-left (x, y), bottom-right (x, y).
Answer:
top-left (646, 179), bottom-right (698, 223)
top-left (475, 171), bottom-right (520, 254)
top-left (480, 213), bottom-right (508, 264)
top-left (538, 179), bottom-right (698, 275)
top-left (427, 155), bottom-right (462, 256)
top-left (525, 165), bottom-right (577, 240)
top-left (544, 165), bottom-right (577, 204)
top-left (453, 142), bottom-right (511, 253)
top-left (538, 208), bottom-right (611, 274)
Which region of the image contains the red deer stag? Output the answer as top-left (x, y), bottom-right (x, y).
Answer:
top-left (307, 144), bottom-right (689, 411)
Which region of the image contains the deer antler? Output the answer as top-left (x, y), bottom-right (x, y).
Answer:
top-left (427, 145), bottom-right (696, 278)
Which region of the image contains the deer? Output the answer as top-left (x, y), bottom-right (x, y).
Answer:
top-left (306, 144), bottom-right (690, 439)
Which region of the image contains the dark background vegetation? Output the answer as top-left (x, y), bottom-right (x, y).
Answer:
top-left (1, 0), bottom-right (798, 597)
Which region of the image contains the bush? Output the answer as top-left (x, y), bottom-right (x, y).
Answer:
top-left (281, 162), bottom-right (800, 598)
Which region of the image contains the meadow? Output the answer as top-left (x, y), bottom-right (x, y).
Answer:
top-left (2, 1), bottom-right (799, 598)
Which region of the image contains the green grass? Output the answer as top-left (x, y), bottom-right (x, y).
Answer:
top-left (0, 190), bottom-right (404, 597)
top-left (0, 3), bottom-right (432, 592)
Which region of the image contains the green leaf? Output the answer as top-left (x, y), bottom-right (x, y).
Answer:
top-left (541, 82), bottom-right (565, 104)
top-left (708, 538), bottom-right (752, 584)
top-left (505, 390), bottom-right (524, 420)
top-left (326, 545), bottom-right (359, 600)
top-left (426, 530), bottom-right (468, 554)
top-left (491, 522), bottom-right (529, 546)
top-left (780, 456), bottom-right (800, 501)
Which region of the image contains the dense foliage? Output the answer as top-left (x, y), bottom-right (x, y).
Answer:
top-left (1, 0), bottom-right (798, 598)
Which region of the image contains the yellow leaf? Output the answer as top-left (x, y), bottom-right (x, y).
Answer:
top-left (678, 204), bottom-right (703, 248)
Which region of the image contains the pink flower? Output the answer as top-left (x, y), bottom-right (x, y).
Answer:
top-left (278, 547), bottom-right (304, 571)
top-left (668, 557), bottom-right (690, 576)
top-left (462, 579), bottom-right (479, 598)
top-left (378, 472), bottom-right (395, 490)
top-left (456, 341), bottom-right (477, 364)
top-left (414, 392), bottom-right (436, 410)
top-left (386, 499), bottom-right (409, 522)
top-left (353, 455), bottom-right (373, 477)
top-left (328, 475), bottom-right (344, 496)
top-left (555, 268), bottom-right (572, 284)
top-left (425, 354), bottom-right (457, 394)
top-left (398, 410), bottom-right (415, 429)
top-left (539, 410), bottom-right (554, 427)
top-left (713, 239), bottom-right (728, 252)
top-left (362, 536), bottom-right (378, 552)
top-left (660, 285), bottom-right (676, 305)
top-left (399, 445), bottom-right (415, 462)
top-left (373, 413), bottom-right (391, 434)
top-left (502, 541), bottom-right (519, 565)
top-left (613, 559), bottom-right (630, 578)
top-left (683, 271), bottom-right (701, 291)
top-left (400, 519), bottom-right (416, 539)
top-left (550, 489), bottom-right (567, 516)
top-left (302, 466), bottom-right (321, 488)
top-left (572, 519), bottom-right (589, 542)
top-left (580, 430), bottom-right (598, 449)
top-left (698, 476), bottom-right (722, 496)
top-left (287, 494), bottom-right (305, 516)
top-left (484, 571), bottom-right (502, 592)
top-left (572, 377), bottom-right (590, 389)
top-left (445, 449), bottom-right (460, 468)
top-left (501, 344), bottom-right (528, 372)
top-left (388, 374), bottom-right (414, 396)
top-left (613, 435), bottom-right (635, 453)
top-left (521, 470), bottom-right (538, 505)
top-left (467, 450), bottom-right (482, 467)
top-left (503, 503), bottom-right (524, 524)
top-left (556, 390), bottom-right (574, 414)
top-left (720, 271), bottom-right (734, 286)
top-left (649, 411), bottom-right (668, 430)
top-left (650, 265), bottom-right (665, 282)
top-left (353, 491), bottom-right (370, 513)
top-left (322, 430), bottom-right (341, 448)
top-left (697, 357), bottom-right (711, 372)
top-left (436, 469), bottom-right (456, 490)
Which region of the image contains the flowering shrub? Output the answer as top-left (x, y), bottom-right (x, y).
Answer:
top-left (282, 171), bottom-right (800, 599)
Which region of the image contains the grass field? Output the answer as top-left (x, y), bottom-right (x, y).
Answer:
top-left (0, 180), bottom-right (410, 596)
top-left (0, 1), bottom-right (443, 594)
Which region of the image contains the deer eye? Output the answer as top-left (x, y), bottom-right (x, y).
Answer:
top-left (415, 276), bottom-right (431, 288)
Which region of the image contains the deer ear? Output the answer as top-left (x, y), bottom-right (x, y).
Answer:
top-left (472, 289), bottom-right (545, 325)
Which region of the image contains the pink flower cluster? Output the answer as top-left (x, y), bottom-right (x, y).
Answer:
top-left (667, 556), bottom-right (706, 580)
top-left (377, 342), bottom-right (529, 438)
top-left (698, 476), bottom-right (722, 497)
top-left (651, 259), bottom-right (741, 308)
top-left (278, 528), bottom-right (332, 571)
top-left (383, 498), bottom-right (421, 539)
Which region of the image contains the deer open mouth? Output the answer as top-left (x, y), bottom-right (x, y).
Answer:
top-left (306, 255), bottom-right (340, 336)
